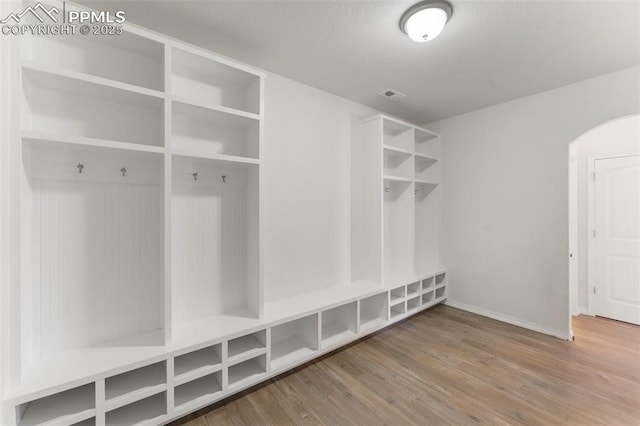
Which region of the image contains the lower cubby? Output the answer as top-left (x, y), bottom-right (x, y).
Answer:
top-left (16, 384), bottom-right (95, 426)
top-left (407, 281), bottom-right (420, 298)
top-left (435, 273), bottom-right (446, 286)
top-left (174, 372), bottom-right (223, 409)
top-left (422, 291), bottom-right (435, 305)
top-left (174, 344), bottom-right (222, 386)
top-left (390, 301), bottom-right (406, 319)
top-left (228, 330), bottom-right (267, 364)
top-left (390, 286), bottom-right (405, 304)
top-left (359, 293), bottom-right (388, 331)
top-left (407, 296), bottom-right (420, 311)
top-left (228, 355), bottom-right (266, 389)
top-left (105, 392), bottom-right (166, 426)
top-left (105, 362), bottom-right (166, 411)
top-left (435, 286), bottom-right (446, 300)
top-left (271, 315), bottom-right (318, 371)
top-left (422, 277), bottom-right (434, 292)
top-left (321, 302), bottom-right (357, 348)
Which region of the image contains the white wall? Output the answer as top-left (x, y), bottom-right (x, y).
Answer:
top-left (572, 115), bottom-right (640, 313)
top-left (262, 73), bottom-right (375, 302)
top-left (428, 66), bottom-right (640, 339)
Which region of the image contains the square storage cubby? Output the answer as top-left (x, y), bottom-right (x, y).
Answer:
top-left (105, 362), bottom-right (166, 411)
top-left (228, 330), bottom-right (267, 364)
top-left (72, 418), bottom-right (96, 426)
top-left (415, 155), bottom-right (439, 183)
top-left (16, 383), bottom-right (95, 426)
top-left (407, 281), bottom-right (420, 297)
top-left (415, 129), bottom-right (439, 157)
top-left (172, 100), bottom-right (259, 159)
top-left (436, 287), bottom-right (446, 300)
top-left (21, 140), bottom-right (165, 366)
top-left (422, 277), bottom-right (435, 292)
top-left (22, 27), bottom-right (164, 91)
top-left (172, 47), bottom-right (261, 115)
top-left (383, 118), bottom-right (413, 152)
top-left (321, 302), bottom-right (357, 348)
top-left (22, 67), bottom-right (164, 147)
top-left (228, 354), bottom-right (267, 389)
top-left (105, 392), bottom-right (166, 426)
top-left (436, 273), bottom-right (446, 287)
top-left (407, 296), bottom-right (421, 312)
top-left (174, 344), bottom-right (222, 386)
top-left (390, 286), bottom-right (405, 304)
top-left (360, 293), bottom-right (388, 332)
top-left (383, 148), bottom-right (413, 180)
top-left (390, 301), bottom-right (406, 319)
top-left (171, 156), bottom-right (260, 328)
top-left (174, 371), bottom-right (223, 409)
top-left (422, 291), bottom-right (435, 305)
top-left (271, 315), bottom-right (319, 371)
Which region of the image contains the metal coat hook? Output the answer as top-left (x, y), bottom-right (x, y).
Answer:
top-left (385, 187), bottom-right (391, 193)
top-left (77, 163), bottom-right (84, 174)
top-left (414, 189), bottom-right (419, 195)
top-left (193, 172), bottom-right (198, 181)
top-left (120, 167), bottom-right (127, 177)
top-left (221, 174), bottom-right (227, 183)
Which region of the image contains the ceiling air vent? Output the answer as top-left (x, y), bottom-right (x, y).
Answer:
top-left (380, 89), bottom-right (406, 101)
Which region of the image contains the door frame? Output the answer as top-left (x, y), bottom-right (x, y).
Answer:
top-left (587, 153), bottom-right (640, 316)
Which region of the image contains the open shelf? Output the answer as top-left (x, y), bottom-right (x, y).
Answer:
top-left (422, 291), bottom-right (435, 306)
top-left (174, 344), bottom-right (222, 386)
top-left (174, 371), bottom-right (222, 409)
top-left (422, 277), bottom-right (434, 292)
top-left (21, 140), bottom-right (165, 366)
top-left (407, 296), bottom-right (421, 312)
top-left (105, 392), bottom-right (166, 426)
top-left (172, 100), bottom-right (259, 160)
top-left (435, 287), bottom-right (446, 300)
top-left (359, 293), bottom-right (388, 332)
top-left (436, 273), bottom-right (446, 287)
top-left (171, 156), bottom-right (260, 325)
top-left (390, 301), bottom-right (406, 319)
top-left (172, 47), bottom-right (260, 115)
top-left (415, 129), bottom-right (439, 158)
top-left (390, 286), bottom-right (405, 304)
top-left (17, 384), bottom-right (95, 426)
top-left (228, 355), bottom-right (266, 389)
top-left (22, 67), bottom-right (163, 147)
top-left (383, 118), bottom-right (413, 152)
top-left (321, 302), bottom-right (357, 348)
top-left (271, 314), bottom-right (318, 371)
top-left (407, 281), bottom-right (420, 297)
top-left (384, 147), bottom-right (413, 180)
top-left (105, 362), bottom-right (166, 411)
top-left (415, 155), bottom-right (439, 183)
top-left (228, 330), bottom-right (267, 364)
top-left (23, 27), bottom-right (164, 91)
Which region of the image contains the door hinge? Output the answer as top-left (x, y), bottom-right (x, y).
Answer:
top-left (592, 172), bottom-right (597, 181)
top-left (592, 229), bottom-right (596, 238)
top-left (593, 286), bottom-right (597, 295)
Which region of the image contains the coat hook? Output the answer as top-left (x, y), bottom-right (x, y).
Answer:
top-left (222, 174), bottom-right (227, 183)
top-left (414, 189), bottom-right (419, 195)
top-left (385, 187), bottom-right (391, 193)
top-left (77, 163), bottom-right (84, 174)
top-left (120, 167), bottom-right (127, 177)
top-left (193, 172), bottom-right (198, 181)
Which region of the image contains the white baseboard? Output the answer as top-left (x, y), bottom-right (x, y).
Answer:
top-left (444, 299), bottom-right (572, 340)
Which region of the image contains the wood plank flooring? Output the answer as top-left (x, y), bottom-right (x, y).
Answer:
top-left (171, 305), bottom-right (640, 425)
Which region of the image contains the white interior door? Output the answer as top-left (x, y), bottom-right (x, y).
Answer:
top-left (594, 155), bottom-right (640, 325)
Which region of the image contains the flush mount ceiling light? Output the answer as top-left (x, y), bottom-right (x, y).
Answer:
top-left (400, 0), bottom-right (453, 43)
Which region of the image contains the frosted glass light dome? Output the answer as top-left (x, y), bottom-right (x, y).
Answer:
top-left (400, 1), bottom-right (453, 43)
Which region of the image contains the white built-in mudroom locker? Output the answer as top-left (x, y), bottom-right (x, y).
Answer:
top-left (0, 1), bottom-right (447, 424)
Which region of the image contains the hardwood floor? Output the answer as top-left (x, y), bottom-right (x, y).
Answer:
top-left (171, 305), bottom-right (640, 425)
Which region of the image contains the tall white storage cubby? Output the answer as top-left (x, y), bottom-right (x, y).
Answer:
top-left (0, 2), bottom-right (447, 425)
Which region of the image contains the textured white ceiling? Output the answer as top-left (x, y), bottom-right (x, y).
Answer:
top-left (82, 0), bottom-right (640, 123)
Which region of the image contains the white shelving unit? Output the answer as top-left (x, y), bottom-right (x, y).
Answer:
top-left (1, 2), bottom-right (447, 425)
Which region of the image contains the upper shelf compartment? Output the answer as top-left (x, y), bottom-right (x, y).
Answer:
top-left (415, 128), bottom-right (439, 158)
top-left (383, 119), bottom-right (414, 152)
top-left (172, 47), bottom-right (261, 116)
top-left (22, 28), bottom-right (164, 92)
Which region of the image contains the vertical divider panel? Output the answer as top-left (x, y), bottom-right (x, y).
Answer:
top-left (356, 300), bottom-right (362, 334)
top-left (95, 379), bottom-right (105, 426)
top-left (264, 328), bottom-right (271, 374)
top-left (221, 341), bottom-right (229, 391)
top-left (166, 357), bottom-right (175, 415)
top-left (164, 44), bottom-right (173, 348)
